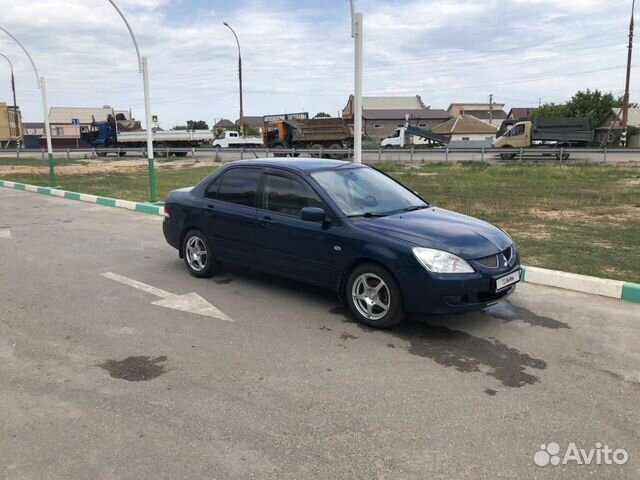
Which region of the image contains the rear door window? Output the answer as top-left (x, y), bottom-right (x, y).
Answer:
top-left (217, 168), bottom-right (261, 207)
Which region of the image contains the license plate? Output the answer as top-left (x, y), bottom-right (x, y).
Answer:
top-left (495, 270), bottom-right (520, 291)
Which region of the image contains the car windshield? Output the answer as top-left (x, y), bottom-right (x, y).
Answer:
top-left (311, 166), bottom-right (427, 217)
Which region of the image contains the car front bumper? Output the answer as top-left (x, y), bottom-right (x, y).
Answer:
top-left (395, 264), bottom-right (521, 315)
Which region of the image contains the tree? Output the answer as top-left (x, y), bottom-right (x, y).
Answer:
top-left (538, 89), bottom-right (627, 127)
top-left (314, 112), bottom-right (331, 118)
top-left (186, 120), bottom-right (209, 130)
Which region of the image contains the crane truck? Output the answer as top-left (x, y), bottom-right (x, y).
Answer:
top-left (493, 118), bottom-right (594, 159)
top-left (81, 115), bottom-right (215, 157)
top-left (381, 125), bottom-right (449, 148)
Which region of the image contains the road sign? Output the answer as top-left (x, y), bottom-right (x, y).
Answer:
top-left (71, 118), bottom-right (80, 125)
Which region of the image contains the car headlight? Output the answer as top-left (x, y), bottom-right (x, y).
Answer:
top-left (412, 247), bottom-right (475, 274)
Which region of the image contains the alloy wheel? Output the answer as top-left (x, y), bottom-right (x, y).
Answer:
top-left (351, 273), bottom-right (391, 321)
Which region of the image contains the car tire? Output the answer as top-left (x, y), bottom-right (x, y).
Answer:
top-left (346, 263), bottom-right (405, 328)
top-left (182, 230), bottom-right (219, 278)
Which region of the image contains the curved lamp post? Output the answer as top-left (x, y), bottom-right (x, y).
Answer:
top-left (223, 22), bottom-right (244, 136)
top-left (107, 0), bottom-right (157, 202)
top-left (350, 0), bottom-right (363, 164)
top-left (0, 26), bottom-right (56, 185)
top-left (0, 52), bottom-right (21, 148)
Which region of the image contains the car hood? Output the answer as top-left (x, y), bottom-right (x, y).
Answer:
top-left (355, 207), bottom-right (512, 259)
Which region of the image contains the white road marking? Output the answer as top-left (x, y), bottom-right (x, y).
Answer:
top-left (0, 229), bottom-right (12, 239)
top-left (101, 272), bottom-right (232, 321)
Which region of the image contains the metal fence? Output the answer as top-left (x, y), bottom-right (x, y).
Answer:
top-left (2, 146), bottom-right (640, 164)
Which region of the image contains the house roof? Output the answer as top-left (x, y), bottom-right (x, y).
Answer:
top-left (447, 103), bottom-right (506, 113)
top-left (467, 110), bottom-right (507, 121)
top-left (22, 122), bottom-right (45, 129)
top-left (507, 107), bottom-right (538, 119)
top-left (432, 114), bottom-right (497, 135)
top-left (596, 107), bottom-right (640, 129)
top-left (362, 108), bottom-right (449, 120)
top-left (48, 106), bottom-right (130, 124)
top-left (362, 96), bottom-right (427, 110)
top-left (236, 116), bottom-right (263, 128)
top-left (215, 119), bottom-right (235, 128)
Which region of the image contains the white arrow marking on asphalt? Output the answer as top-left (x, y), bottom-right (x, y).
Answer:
top-left (0, 229), bottom-right (11, 239)
top-left (101, 272), bottom-right (232, 321)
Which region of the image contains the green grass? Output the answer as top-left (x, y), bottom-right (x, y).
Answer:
top-left (1, 161), bottom-right (639, 282)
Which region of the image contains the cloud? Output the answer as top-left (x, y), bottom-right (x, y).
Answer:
top-left (0, 0), bottom-right (635, 127)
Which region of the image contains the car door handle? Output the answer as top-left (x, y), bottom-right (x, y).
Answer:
top-left (259, 215), bottom-right (273, 226)
top-left (204, 204), bottom-right (215, 215)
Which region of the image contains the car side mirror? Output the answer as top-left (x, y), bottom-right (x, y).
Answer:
top-left (300, 207), bottom-right (326, 222)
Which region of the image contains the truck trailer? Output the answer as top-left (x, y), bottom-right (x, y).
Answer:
top-left (263, 117), bottom-right (353, 156)
top-left (81, 115), bottom-right (215, 157)
top-left (493, 118), bottom-right (594, 159)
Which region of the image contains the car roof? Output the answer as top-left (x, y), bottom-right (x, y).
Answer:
top-left (226, 158), bottom-right (362, 173)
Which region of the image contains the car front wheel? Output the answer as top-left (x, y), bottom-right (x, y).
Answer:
top-left (346, 263), bottom-right (405, 328)
top-left (182, 230), bottom-right (219, 278)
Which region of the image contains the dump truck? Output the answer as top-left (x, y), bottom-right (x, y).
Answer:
top-left (381, 125), bottom-right (448, 148)
top-left (263, 116), bottom-right (354, 156)
top-left (81, 115), bottom-right (215, 157)
top-left (493, 118), bottom-right (594, 159)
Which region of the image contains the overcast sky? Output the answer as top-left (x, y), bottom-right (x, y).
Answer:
top-left (0, 0), bottom-right (636, 127)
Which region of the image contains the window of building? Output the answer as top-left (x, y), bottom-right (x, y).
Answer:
top-left (373, 124), bottom-right (383, 129)
top-left (418, 123), bottom-right (427, 127)
top-left (462, 137), bottom-right (470, 141)
top-left (54, 127), bottom-right (64, 136)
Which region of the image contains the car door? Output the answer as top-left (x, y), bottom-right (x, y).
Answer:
top-left (201, 167), bottom-right (261, 266)
top-left (254, 169), bottom-right (334, 287)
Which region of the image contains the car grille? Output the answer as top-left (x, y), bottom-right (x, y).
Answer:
top-left (473, 245), bottom-right (515, 269)
top-left (475, 254), bottom-right (499, 268)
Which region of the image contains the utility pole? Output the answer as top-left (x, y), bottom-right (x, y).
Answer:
top-left (621, 0), bottom-right (635, 147)
top-left (489, 94), bottom-right (494, 125)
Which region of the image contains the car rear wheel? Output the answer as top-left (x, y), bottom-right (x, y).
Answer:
top-left (182, 230), bottom-right (219, 278)
top-left (346, 263), bottom-right (405, 328)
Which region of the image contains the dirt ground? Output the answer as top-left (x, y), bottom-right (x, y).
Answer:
top-left (0, 158), bottom-right (216, 176)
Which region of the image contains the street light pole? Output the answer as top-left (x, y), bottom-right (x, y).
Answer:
top-left (0, 26), bottom-right (56, 186)
top-left (0, 52), bottom-right (21, 148)
top-left (350, 0), bottom-right (363, 164)
top-left (223, 22), bottom-right (244, 136)
top-left (107, 0), bottom-right (157, 203)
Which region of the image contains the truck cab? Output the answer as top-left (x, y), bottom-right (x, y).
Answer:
top-left (81, 120), bottom-right (117, 149)
top-left (381, 128), bottom-right (404, 148)
top-left (492, 121), bottom-right (532, 148)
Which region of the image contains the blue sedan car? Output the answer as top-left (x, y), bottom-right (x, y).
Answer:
top-left (163, 159), bottom-right (520, 328)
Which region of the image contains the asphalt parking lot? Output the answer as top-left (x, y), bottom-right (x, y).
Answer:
top-left (1, 187), bottom-right (639, 479)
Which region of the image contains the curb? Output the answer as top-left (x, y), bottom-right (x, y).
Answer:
top-left (520, 265), bottom-right (639, 304)
top-left (1, 179), bottom-right (638, 304)
top-left (0, 179), bottom-right (163, 216)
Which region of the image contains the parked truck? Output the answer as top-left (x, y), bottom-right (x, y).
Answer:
top-left (81, 115), bottom-right (215, 157)
top-left (263, 116), bottom-right (353, 157)
top-left (212, 130), bottom-right (263, 149)
top-left (492, 118), bottom-right (594, 159)
top-left (381, 125), bottom-right (448, 148)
